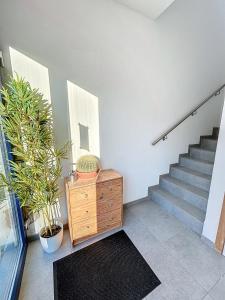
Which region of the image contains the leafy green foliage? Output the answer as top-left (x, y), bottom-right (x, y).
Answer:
top-left (0, 75), bottom-right (68, 235)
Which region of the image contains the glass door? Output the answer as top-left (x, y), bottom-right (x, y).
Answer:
top-left (0, 72), bottom-right (27, 299)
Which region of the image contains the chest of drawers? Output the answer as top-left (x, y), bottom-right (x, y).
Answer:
top-left (65, 169), bottom-right (123, 245)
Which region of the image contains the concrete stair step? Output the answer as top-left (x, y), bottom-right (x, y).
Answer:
top-left (148, 127), bottom-right (218, 236)
top-left (213, 127), bottom-right (219, 138)
top-left (179, 154), bottom-right (214, 176)
top-left (159, 174), bottom-right (208, 211)
top-left (170, 165), bottom-right (211, 192)
top-left (200, 136), bottom-right (217, 151)
top-left (189, 146), bottom-right (215, 163)
top-left (149, 186), bottom-right (205, 235)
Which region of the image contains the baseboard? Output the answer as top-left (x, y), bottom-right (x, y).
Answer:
top-left (63, 223), bottom-right (69, 230)
top-left (27, 234), bottom-right (39, 242)
top-left (27, 223), bottom-right (69, 242)
top-left (123, 197), bottom-right (149, 208)
top-left (201, 235), bottom-right (216, 250)
top-left (27, 199), bottom-right (149, 242)
top-left (201, 235), bottom-right (225, 256)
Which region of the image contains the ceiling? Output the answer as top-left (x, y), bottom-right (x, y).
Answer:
top-left (115, 0), bottom-right (176, 20)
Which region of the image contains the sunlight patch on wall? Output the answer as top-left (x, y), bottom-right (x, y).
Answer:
top-left (9, 47), bottom-right (51, 103)
top-left (67, 81), bottom-right (100, 163)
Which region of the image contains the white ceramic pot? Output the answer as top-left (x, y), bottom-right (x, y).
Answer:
top-left (39, 220), bottom-right (63, 254)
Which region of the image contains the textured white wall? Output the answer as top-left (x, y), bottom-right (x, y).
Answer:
top-left (0, 0), bottom-right (225, 225)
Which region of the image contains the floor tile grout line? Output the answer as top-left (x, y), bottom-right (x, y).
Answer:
top-left (158, 232), bottom-right (224, 295)
top-left (176, 252), bottom-right (222, 294)
top-left (19, 202), bottom-right (225, 300)
top-left (204, 272), bottom-right (225, 299)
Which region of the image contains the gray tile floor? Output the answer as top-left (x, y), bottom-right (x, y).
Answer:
top-left (19, 200), bottom-right (225, 300)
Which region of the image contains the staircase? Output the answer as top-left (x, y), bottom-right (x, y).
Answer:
top-left (149, 127), bottom-right (219, 235)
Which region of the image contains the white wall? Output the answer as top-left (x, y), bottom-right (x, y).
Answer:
top-left (0, 0), bottom-right (225, 225)
top-left (115, 0), bottom-right (176, 20)
top-left (203, 94), bottom-right (225, 249)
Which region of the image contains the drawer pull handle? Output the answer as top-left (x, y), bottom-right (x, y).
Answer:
top-left (86, 210), bottom-right (89, 213)
top-left (86, 226), bottom-right (90, 229)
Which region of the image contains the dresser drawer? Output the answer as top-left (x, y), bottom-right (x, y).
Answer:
top-left (98, 209), bottom-right (122, 231)
top-left (97, 178), bottom-right (122, 192)
top-left (69, 186), bottom-right (96, 209)
top-left (97, 198), bottom-right (121, 214)
top-left (71, 203), bottom-right (97, 223)
top-left (97, 179), bottom-right (122, 202)
top-left (73, 219), bottom-right (97, 239)
top-left (65, 170), bottom-right (123, 245)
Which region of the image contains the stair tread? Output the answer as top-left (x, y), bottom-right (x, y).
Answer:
top-left (190, 145), bottom-right (215, 153)
top-left (161, 175), bottom-right (209, 199)
top-left (180, 154), bottom-right (214, 165)
top-left (150, 186), bottom-right (205, 222)
top-left (201, 135), bottom-right (218, 141)
top-left (148, 128), bottom-right (218, 235)
top-left (171, 165), bottom-right (211, 180)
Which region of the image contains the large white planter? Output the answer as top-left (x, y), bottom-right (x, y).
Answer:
top-left (39, 220), bottom-right (63, 254)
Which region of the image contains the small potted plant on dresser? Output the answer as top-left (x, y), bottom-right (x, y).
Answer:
top-left (0, 75), bottom-right (68, 253)
top-left (76, 155), bottom-right (101, 179)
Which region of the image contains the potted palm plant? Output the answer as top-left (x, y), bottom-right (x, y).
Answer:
top-left (0, 75), bottom-right (68, 253)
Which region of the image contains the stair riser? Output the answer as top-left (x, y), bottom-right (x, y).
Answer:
top-left (150, 191), bottom-right (203, 235)
top-left (200, 138), bottom-right (217, 151)
top-left (189, 147), bottom-right (215, 163)
top-left (213, 127), bottom-right (219, 138)
top-left (170, 167), bottom-right (211, 192)
top-left (160, 177), bottom-right (207, 211)
top-left (179, 156), bottom-right (213, 176)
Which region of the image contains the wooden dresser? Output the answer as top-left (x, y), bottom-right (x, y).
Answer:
top-left (65, 169), bottom-right (123, 245)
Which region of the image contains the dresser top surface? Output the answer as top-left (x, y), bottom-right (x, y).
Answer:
top-left (97, 169), bottom-right (122, 183)
top-left (66, 169), bottom-right (122, 189)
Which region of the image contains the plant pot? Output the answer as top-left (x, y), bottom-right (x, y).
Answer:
top-left (77, 171), bottom-right (98, 179)
top-left (39, 220), bottom-right (63, 253)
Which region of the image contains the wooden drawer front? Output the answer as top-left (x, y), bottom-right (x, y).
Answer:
top-left (98, 178), bottom-right (122, 192)
top-left (73, 219), bottom-right (97, 239)
top-left (71, 203), bottom-right (96, 223)
top-left (98, 209), bottom-right (122, 231)
top-left (69, 186), bottom-right (96, 209)
top-left (97, 198), bottom-right (121, 214)
top-left (97, 178), bottom-right (122, 202)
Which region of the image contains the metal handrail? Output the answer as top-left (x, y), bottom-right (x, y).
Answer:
top-left (152, 83), bottom-right (225, 145)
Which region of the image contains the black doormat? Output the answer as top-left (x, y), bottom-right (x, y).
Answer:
top-left (53, 230), bottom-right (161, 300)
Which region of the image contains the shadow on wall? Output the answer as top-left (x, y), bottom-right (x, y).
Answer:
top-left (7, 47), bottom-right (100, 235)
